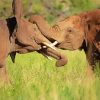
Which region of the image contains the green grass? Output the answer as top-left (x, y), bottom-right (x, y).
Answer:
top-left (0, 50), bottom-right (100, 100)
top-left (0, 0), bottom-right (100, 99)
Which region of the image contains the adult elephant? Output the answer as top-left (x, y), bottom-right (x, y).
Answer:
top-left (0, 16), bottom-right (67, 84)
top-left (29, 9), bottom-right (100, 70)
top-left (11, 0), bottom-right (67, 67)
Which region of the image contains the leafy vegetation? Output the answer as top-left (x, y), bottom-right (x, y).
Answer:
top-left (0, 0), bottom-right (99, 21)
top-left (0, 0), bottom-right (100, 100)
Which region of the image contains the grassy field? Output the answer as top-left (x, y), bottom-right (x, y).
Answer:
top-left (0, 50), bottom-right (100, 100)
top-left (0, 0), bottom-right (99, 100)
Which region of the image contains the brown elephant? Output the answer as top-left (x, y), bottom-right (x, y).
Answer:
top-left (11, 0), bottom-right (67, 67)
top-left (29, 9), bottom-right (100, 70)
top-left (0, 0), bottom-right (67, 84)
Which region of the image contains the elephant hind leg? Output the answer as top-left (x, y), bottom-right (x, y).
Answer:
top-left (0, 62), bottom-right (10, 85)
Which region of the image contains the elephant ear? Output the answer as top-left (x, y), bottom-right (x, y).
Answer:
top-left (52, 25), bottom-right (61, 31)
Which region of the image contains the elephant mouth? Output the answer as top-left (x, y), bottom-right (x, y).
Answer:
top-left (57, 41), bottom-right (74, 50)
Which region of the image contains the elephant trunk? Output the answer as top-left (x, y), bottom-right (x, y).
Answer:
top-left (46, 48), bottom-right (67, 67)
top-left (29, 15), bottom-right (63, 43)
top-left (12, 0), bottom-right (23, 19)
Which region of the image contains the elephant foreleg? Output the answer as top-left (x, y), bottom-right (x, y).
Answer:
top-left (86, 43), bottom-right (95, 71)
top-left (0, 61), bottom-right (9, 85)
top-left (84, 44), bottom-right (98, 77)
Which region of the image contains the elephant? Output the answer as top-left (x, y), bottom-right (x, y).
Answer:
top-left (9, 19), bottom-right (67, 67)
top-left (29, 9), bottom-right (100, 70)
top-left (11, 0), bottom-right (67, 67)
top-left (0, 0), bottom-right (68, 84)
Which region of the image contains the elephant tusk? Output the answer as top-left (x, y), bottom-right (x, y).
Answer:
top-left (42, 41), bottom-right (58, 48)
top-left (51, 41), bottom-right (58, 46)
top-left (42, 42), bottom-right (57, 50)
top-left (43, 45), bottom-right (46, 48)
top-left (47, 56), bottom-right (53, 60)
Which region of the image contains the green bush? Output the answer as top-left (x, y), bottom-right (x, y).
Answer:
top-left (0, 0), bottom-right (98, 22)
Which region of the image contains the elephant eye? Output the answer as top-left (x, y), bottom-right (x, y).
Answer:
top-left (67, 27), bottom-right (73, 33)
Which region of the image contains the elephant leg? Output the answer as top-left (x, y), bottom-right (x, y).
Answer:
top-left (86, 44), bottom-right (95, 70)
top-left (0, 61), bottom-right (9, 85)
top-left (38, 48), bottom-right (67, 67)
top-left (85, 43), bottom-right (95, 76)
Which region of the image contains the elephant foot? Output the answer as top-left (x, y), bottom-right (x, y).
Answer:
top-left (0, 67), bottom-right (10, 86)
top-left (56, 58), bottom-right (68, 67)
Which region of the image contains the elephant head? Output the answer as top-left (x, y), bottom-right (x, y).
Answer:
top-left (53, 15), bottom-right (85, 50)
